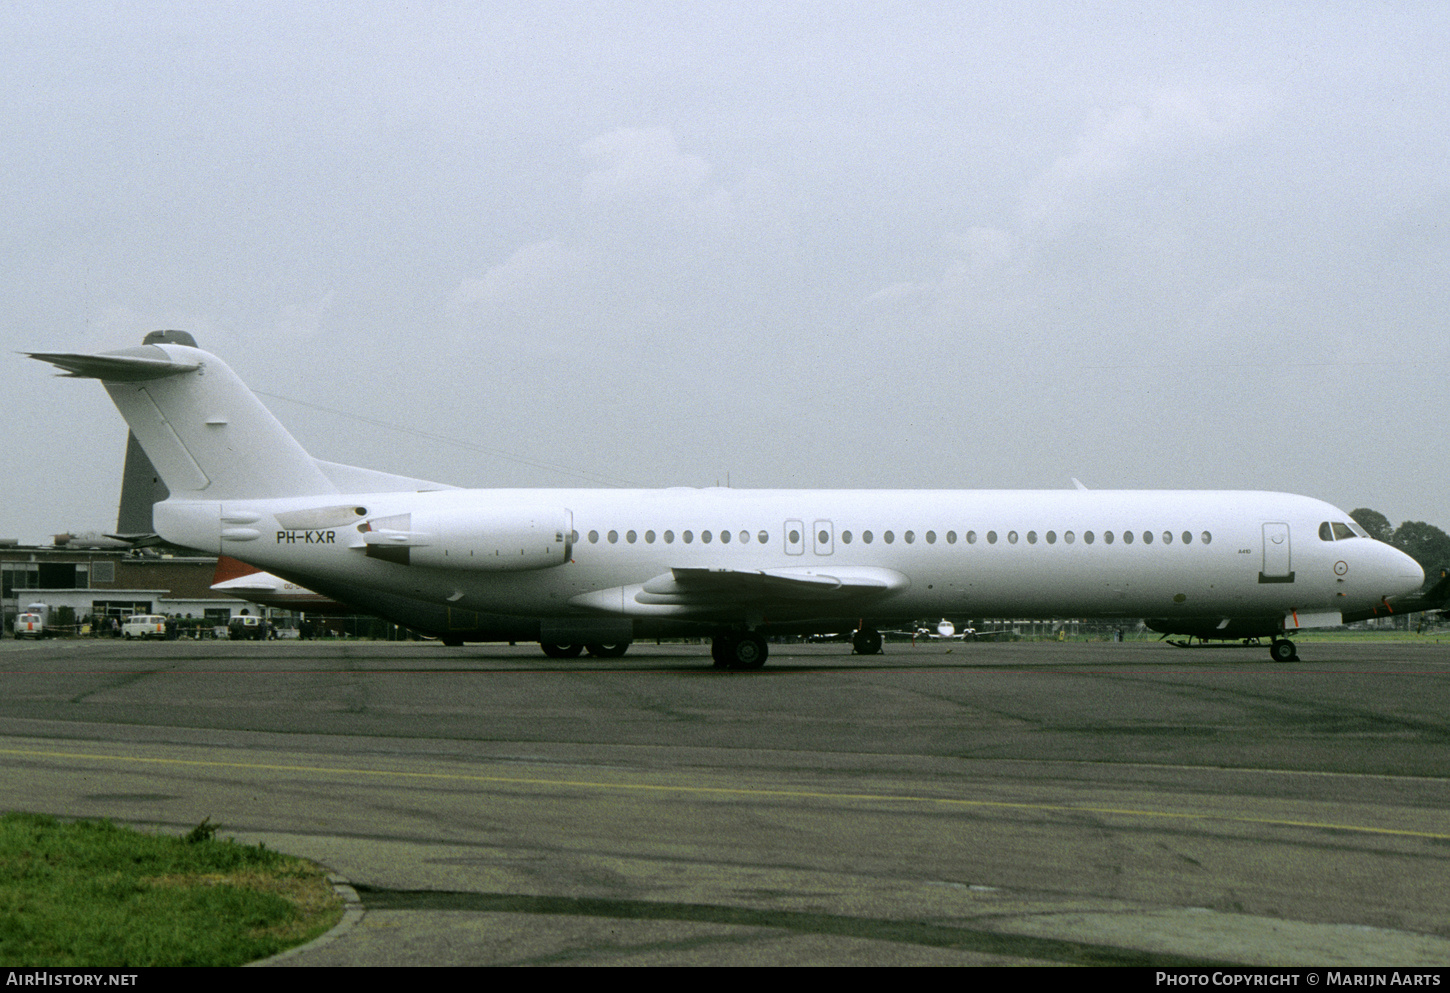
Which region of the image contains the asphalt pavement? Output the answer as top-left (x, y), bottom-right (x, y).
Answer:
top-left (3, 637), bottom-right (1448, 966)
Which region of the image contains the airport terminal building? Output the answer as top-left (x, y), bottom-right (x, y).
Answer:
top-left (1, 537), bottom-right (248, 634)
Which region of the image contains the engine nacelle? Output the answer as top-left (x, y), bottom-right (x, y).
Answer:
top-left (363, 506), bottom-right (572, 572)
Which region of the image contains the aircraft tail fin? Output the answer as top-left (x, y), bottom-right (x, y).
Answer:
top-left (30, 339), bottom-right (338, 501)
top-left (116, 431), bottom-right (168, 534)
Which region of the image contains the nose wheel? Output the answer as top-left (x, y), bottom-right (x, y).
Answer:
top-left (1269, 638), bottom-right (1298, 662)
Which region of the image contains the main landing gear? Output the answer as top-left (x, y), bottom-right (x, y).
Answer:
top-left (712, 631), bottom-right (768, 670)
top-left (852, 627), bottom-right (883, 655)
top-left (540, 642), bottom-right (631, 659)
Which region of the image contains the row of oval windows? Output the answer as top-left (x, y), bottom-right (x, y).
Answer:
top-left (584, 528), bottom-right (1214, 546)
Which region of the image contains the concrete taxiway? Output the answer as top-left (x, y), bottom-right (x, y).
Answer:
top-left (1, 637), bottom-right (1448, 966)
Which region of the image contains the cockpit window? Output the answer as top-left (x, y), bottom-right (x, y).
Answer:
top-left (1321, 521), bottom-right (1365, 541)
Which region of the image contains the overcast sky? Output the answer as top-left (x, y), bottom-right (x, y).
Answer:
top-left (4, 1), bottom-right (1446, 544)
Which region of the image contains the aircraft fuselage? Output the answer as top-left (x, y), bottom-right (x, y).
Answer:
top-left (157, 485), bottom-right (1420, 635)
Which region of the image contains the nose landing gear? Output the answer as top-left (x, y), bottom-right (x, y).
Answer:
top-left (1269, 638), bottom-right (1298, 662)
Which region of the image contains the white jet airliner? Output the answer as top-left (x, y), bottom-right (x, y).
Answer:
top-left (30, 332), bottom-right (1425, 668)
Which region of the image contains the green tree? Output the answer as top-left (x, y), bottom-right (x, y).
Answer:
top-left (1391, 520), bottom-right (1450, 577)
top-left (1350, 508), bottom-right (1394, 543)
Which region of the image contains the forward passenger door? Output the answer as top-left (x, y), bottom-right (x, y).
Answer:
top-left (1260, 522), bottom-right (1294, 583)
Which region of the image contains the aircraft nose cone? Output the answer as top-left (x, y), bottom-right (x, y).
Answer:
top-left (1389, 546), bottom-right (1424, 594)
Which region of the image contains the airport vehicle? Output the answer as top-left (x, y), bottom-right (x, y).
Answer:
top-left (121, 614), bottom-right (167, 640)
top-left (13, 604), bottom-right (49, 639)
top-left (29, 335), bottom-right (1426, 667)
top-left (227, 615), bottom-right (268, 640)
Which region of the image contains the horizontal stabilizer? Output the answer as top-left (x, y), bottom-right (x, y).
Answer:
top-left (26, 349), bottom-right (201, 381)
top-left (31, 340), bottom-right (338, 502)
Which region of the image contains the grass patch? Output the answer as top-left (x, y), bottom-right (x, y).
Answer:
top-left (0, 812), bottom-right (343, 967)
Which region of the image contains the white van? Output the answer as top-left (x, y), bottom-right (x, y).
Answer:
top-left (122, 614), bottom-right (168, 640)
top-left (14, 612), bottom-right (46, 638)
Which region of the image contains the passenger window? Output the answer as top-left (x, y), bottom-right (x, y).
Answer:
top-left (1105, 531), bottom-right (1115, 544)
top-left (608, 530), bottom-right (619, 544)
top-left (740, 531), bottom-right (749, 544)
top-left (1182, 531), bottom-right (1191, 545)
top-left (1046, 530), bottom-right (1057, 544)
top-left (702, 531), bottom-right (712, 543)
top-left (986, 531), bottom-right (996, 544)
top-left (626, 530), bottom-right (637, 543)
top-left (968, 530), bottom-right (978, 544)
top-left (904, 530), bottom-right (914, 544)
top-left (720, 530), bottom-right (730, 543)
top-left (1162, 531), bottom-right (1171, 544)
top-left (645, 530), bottom-right (656, 543)
top-left (1084, 531), bottom-right (1094, 544)
top-left (1008, 531), bottom-right (1018, 544)
top-left (863, 530), bottom-right (873, 544)
top-left (946, 531), bottom-right (957, 544)
top-left (683, 530), bottom-right (694, 544)
top-left (758, 531), bottom-right (769, 544)
top-left (589, 530), bottom-right (599, 544)
top-left (842, 530), bottom-right (852, 544)
top-left (926, 531), bottom-right (936, 544)
top-left (1202, 531), bottom-right (1212, 544)
top-left (1123, 531), bottom-right (1134, 544)
top-left (1143, 531), bottom-right (1153, 544)
top-left (664, 530), bottom-right (675, 543)
top-left (884, 531), bottom-right (895, 544)
top-left (1026, 531), bottom-right (1037, 544)
top-left (788, 529), bottom-right (800, 544)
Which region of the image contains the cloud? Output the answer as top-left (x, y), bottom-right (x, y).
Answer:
top-left (446, 127), bottom-right (803, 351)
top-left (860, 86), bottom-right (1275, 345)
top-left (1187, 277), bottom-right (1304, 359)
top-left (450, 239), bottom-right (589, 315)
top-left (1019, 85), bottom-right (1270, 237)
top-left (581, 128), bottom-right (711, 204)
top-left (579, 127), bottom-right (736, 235)
top-left (863, 281), bottom-right (930, 306)
top-left (269, 290), bottom-right (336, 342)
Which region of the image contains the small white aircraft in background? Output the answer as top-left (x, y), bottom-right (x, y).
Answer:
top-left (30, 332), bottom-right (1426, 668)
top-left (906, 619), bottom-right (1002, 641)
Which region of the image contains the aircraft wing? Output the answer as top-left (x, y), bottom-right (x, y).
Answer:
top-left (639, 566), bottom-right (907, 603)
top-left (570, 565), bottom-right (908, 615)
